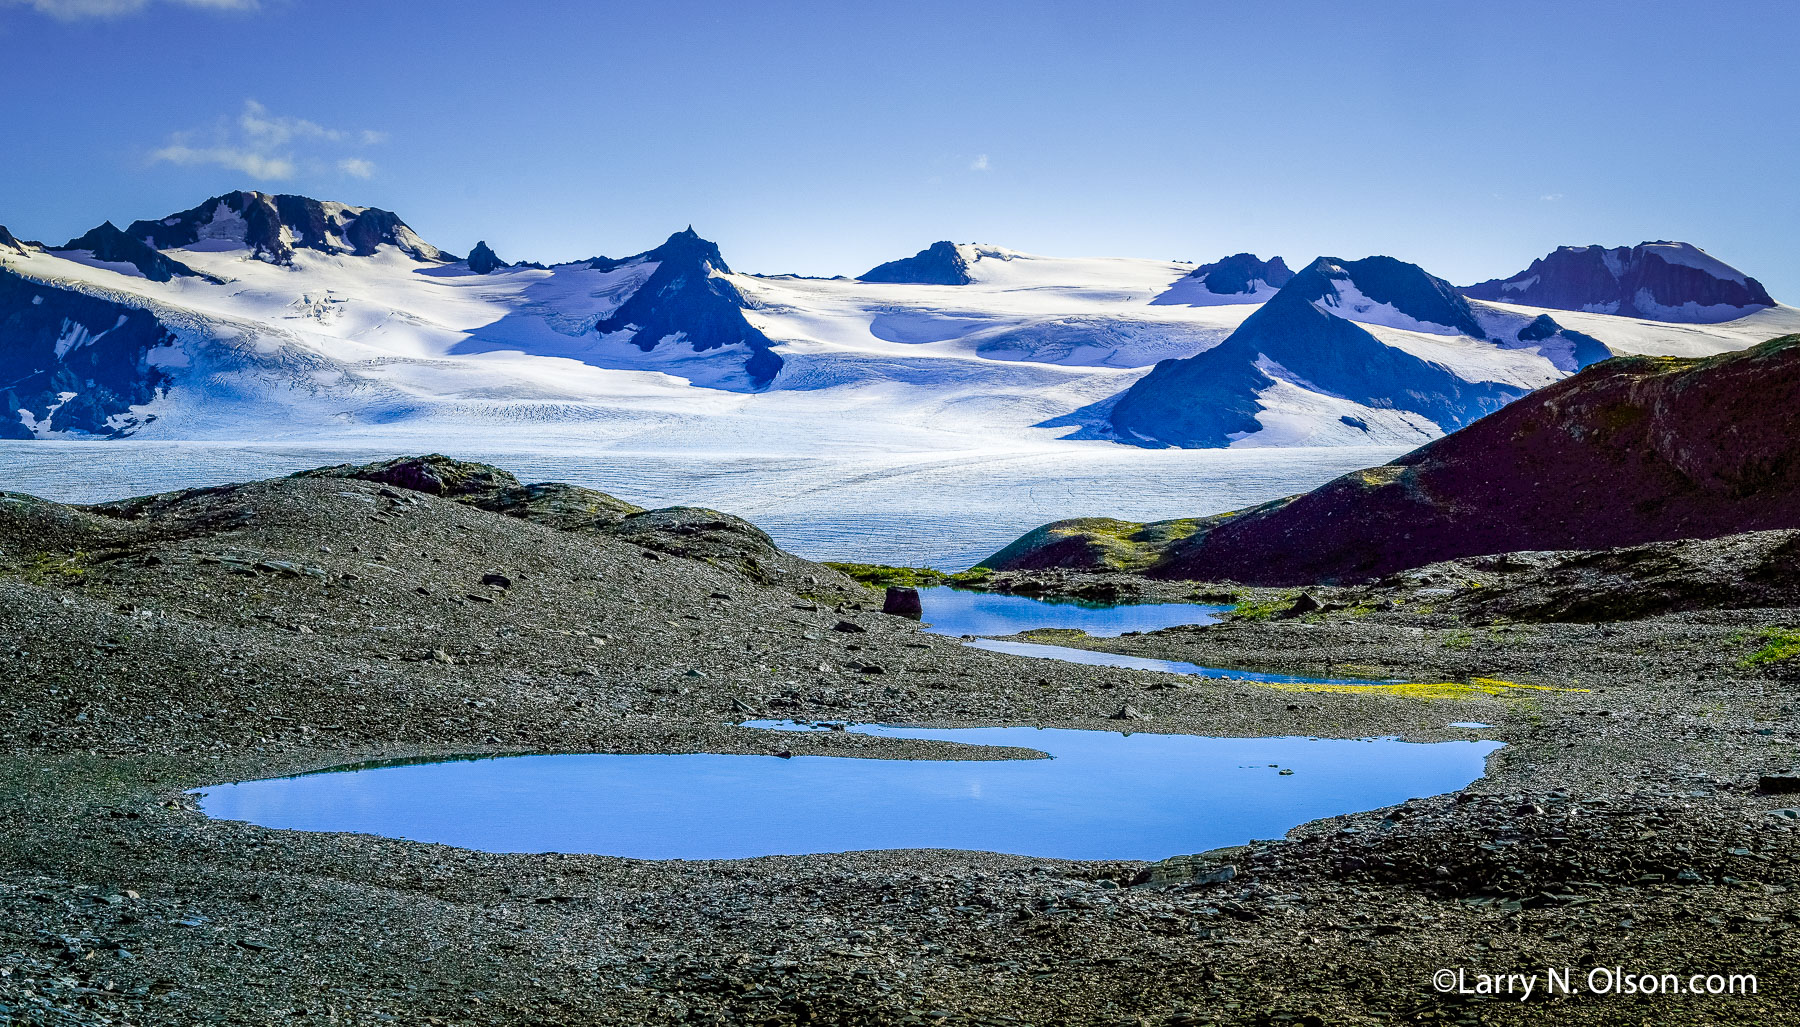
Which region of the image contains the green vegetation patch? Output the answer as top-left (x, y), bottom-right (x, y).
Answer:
top-left (1740, 627), bottom-right (1800, 669)
top-left (825, 562), bottom-right (993, 590)
top-left (1224, 593), bottom-right (1299, 621)
top-left (6, 550), bottom-right (90, 585)
top-left (979, 515), bottom-right (1215, 573)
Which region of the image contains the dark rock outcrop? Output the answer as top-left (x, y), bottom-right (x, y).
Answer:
top-left (57, 222), bottom-right (204, 283)
top-left (1185, 253), bottom-right (1293, 295)
top-left (1110, 257), bottom-right (1524, 447)
top-left (0, 225), bottom-right (31, 255)
top-left (587, 228), bottom-right (784, 388)
top-left (0, 267), bottom-right (175, 438)
top-left (291, 455), bottom-right (643, 531)
top-left (996, 334), bottom-right (1800, 584)
top-left (1410, 530), bottom-right (1800, 623)
top-left (127, 191), bottom-right (451, 265)
top-left (467, 241), bottom-right (508, 275)
top-left (1463, 242), bottom-right (1775, 322)
top-left (860, 242), bottom-right (974, 286)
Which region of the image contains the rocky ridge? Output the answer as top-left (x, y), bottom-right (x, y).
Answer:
top-left (1463, 241), bottom-right (1775, 322)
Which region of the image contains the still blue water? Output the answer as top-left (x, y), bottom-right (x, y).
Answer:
top-left (194, 723), bottom-right (1499, 861)
top-left (917, 587), bottom-right (1393, 685)
top-left (968, 639), bottom-right (1399, 686)
top-left (916, 586), bottom-right (1228, 638)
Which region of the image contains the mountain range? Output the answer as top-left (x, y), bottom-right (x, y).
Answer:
top-left (1, 190), bottom-right (1793, 448)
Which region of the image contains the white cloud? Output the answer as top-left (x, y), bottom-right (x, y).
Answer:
top-left (1540, 192), bottom-right (1565, 202)
top-left (2, 0), bottom-right (256, 18)
top-left (970, 154), bottom-right (990, 172)
top-left (239, 99), bottom-right (343, 147)
top-left (151, 144), bottom-right (294, 179)
top-left (148, 99), bottom-right (383, 182)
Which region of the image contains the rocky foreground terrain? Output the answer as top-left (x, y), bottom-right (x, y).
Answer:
top-left (3, 457), bottom-right (1800, 1026)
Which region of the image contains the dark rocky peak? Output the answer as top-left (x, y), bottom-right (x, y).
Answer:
top-left (1516, 313), bottom-right (1611, 370)
top-left (1462, 242), bottom-right (1774, 322)
top-left (581, 228), bottom-right (782, 389)
top-left (584, 227), bottom-right (730, 275)
top-left (126, 191), bottom-right (451, 266)
top-left (1287, 255), bottom-right (1487, 338)
top-left (1187, 253), bottom-right (1292, 294)
top-left (860, 241), bottom-right (974, 286)
top-left (644, 226), bottom-right (731, 273)
top-left (57, 221), bottom-right (205, 283)
top-left (0, 224), bottom-right (32, 254)
top-left (466, 241), bottom-right (508, 275)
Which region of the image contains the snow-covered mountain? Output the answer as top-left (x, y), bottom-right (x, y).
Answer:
top-left (1462, 241), bottom-right (1775, 323)
top-left (1112, 255), bottom-right (1654, 448)
top-left (1150, 253), bottom-right (1292, 306)
top-left (1, 194), bottom-right (1795, 452)
top-left (0, 225), bottom-right (33, 255)
top-left (121, 191), bottom-right (453, 265)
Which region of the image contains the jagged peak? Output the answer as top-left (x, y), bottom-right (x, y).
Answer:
top-left (585, 227), bottom-right (731, 276)
top-left (124, 190), bottom-right (451, 266)
top-left (1186, 252), bottom-right (1293, 294)
top-left (57, 220), bottom-right (204, 283)
top-left (0, 224), bottom-right (27, 254)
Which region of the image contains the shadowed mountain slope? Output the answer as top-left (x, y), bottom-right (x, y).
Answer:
top-left (991, 335), bottom-right (1800, 583)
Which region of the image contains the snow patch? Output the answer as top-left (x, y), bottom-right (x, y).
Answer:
top-left (1231, 376), bottom-right (1445, 448)
top-left (50, 250), bottom-right (148, 279)
top-left (188, 204), bottom-right (250, 252)
top-left (53, 319), bottom-right (92, 359)
top-left (1313, 279), bottom-right (1463, 336)
top-left (1639, 242), bottom-right (1748, 285)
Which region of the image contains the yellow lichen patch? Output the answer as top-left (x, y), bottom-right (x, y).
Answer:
top-left (1254, 676), bottom-right (1586, 701)
top-left (1353, 465), bottom-right (1406, 487)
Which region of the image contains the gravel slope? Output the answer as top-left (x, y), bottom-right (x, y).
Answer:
top-left (3, 463), bottom-right (1798, 1026)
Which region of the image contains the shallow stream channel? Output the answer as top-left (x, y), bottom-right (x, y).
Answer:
top-left (193, 588), bottom-right (1502, 861)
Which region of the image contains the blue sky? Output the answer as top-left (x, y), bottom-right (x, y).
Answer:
top-left (2, 0), bottom-right (1795, 296)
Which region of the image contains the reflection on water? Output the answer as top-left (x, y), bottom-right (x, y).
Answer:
top-left (193, 722), bottom-right (1499, 861)
top-left (917, 586), bottom-right (1227, 638)
top-left (919, 587), bottom-right (1393, 685)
